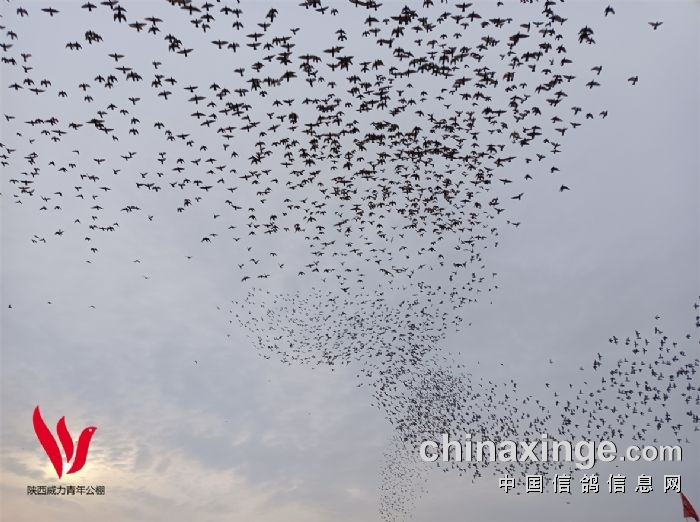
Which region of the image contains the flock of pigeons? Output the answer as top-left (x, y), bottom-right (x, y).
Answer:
top-left (2, 0), bottom-right (660, 293)
top-left (236, 289), bottom-right (699, 518)
top-left (2, 0), bottom-right (695, 519)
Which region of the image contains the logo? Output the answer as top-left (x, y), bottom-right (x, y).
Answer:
top-left (33, 406), bottom-right (97, 479)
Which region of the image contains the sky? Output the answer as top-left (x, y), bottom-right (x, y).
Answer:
top-left (1, 1), bottom-right (699, 522)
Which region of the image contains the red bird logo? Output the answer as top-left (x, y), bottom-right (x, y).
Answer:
top-left (33, 406), bottom-right (97, 479)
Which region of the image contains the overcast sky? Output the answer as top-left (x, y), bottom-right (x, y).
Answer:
top-left (1, 1), bottom-right (699, 522)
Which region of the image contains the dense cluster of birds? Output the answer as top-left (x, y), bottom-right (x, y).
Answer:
top-left (236, 288), bottom-right (699, 519)
top-left (2, 0), bottom-right (661, 294)
top-left (1, 0), bottom-right (693, 519)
